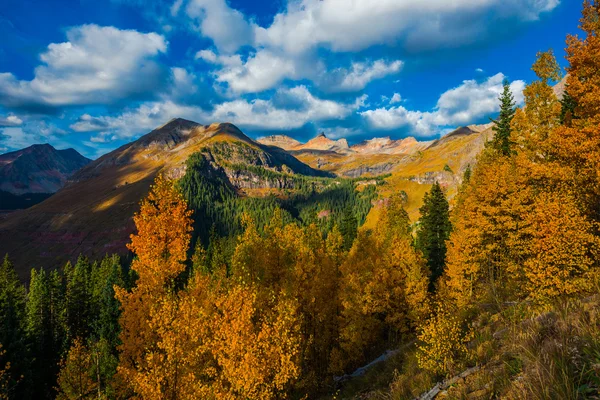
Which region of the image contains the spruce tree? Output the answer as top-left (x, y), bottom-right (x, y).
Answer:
top-left (339, 205), bottom-right (357, 250)
top-left (490, 79), bottom-right (516, 156)
top-left (25, 268), bottom-right (58, 399)
top-left (0, 255), bottom-right (28, 397)
top-left (416, 182), bottom-right (452, 289)
top-left (559, 90), bottom-right (577, 126)
top-left (65, 256), bottom-right (91, 340)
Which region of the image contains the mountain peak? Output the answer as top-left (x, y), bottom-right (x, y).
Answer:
top-left (0, 144), bottom-right (91, 195)
top-left (316, 132), bottom-right (327, 139)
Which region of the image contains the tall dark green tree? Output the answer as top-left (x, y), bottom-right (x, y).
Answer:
top-left (0, 256), bottom-right (28, 398)
top-left (559, 89), bottom-right (577, 126)
top-left (490, 79), bottom-right (516, 156)
top-left (339, 204), bottom-right (358, 250)
top-left (25, 268), bottom-right (64, 399)
top-left (416, 182), bottom-right (452, 289)
top-left (65, 256), bottom-right (92, 340)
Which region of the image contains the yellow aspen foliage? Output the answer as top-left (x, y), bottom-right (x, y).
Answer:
top-left (231, 211), bottom-right (343, 391)
top-left (515, 50), bottom-right (562, 159)
top-left (116, 179), bottom-right (303, 399)
top-left (126, 174), bottom-right (193, 289)
top-left (565, 0), bottom-right (600, 127)
top-left (416, 306), bottom-right (472, 376)
top-left (56, 338), bottom-right (97, 400)
top-left (337, 195), bottom-right (430, 370)
top-left (206, 281), bottom-right (301, 399)
top-left (115, 175), bottom-right (194, 398)
top-left (521, 192), bottom-right (600, 301)
top-left (442, 152), bottom-right (533, 308)
top-left (545, 0), bottom-right (600, 221)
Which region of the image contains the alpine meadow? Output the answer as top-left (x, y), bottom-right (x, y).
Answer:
top-left (0, 0), bottom-right (599, 399)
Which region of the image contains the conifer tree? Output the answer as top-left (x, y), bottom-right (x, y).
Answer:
top-left (490, 79), bottom-right (516, 155)
top-left (26, 268), bottom-right (62, 399)
top-left (339, 205), bottom-right (358, 250)
top-left (0, 256), bottom-right (27, 397)
top-left (416, 182), bottom-right (452, 288)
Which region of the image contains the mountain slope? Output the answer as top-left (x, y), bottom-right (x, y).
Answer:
top-left (0, 119), bottom-right (324, 278)
top-left (0, 144), bottom-right (90, 195)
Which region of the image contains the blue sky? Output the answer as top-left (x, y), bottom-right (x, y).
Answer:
top-left (0, 0), bottom-right (582, 158)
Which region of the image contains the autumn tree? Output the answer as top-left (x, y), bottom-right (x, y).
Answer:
top-left (116, 176), bottom-right (303, 399)
top-left (56, 338), bottom-right (97, 399)
top-left (416, 182), bottom-right (451, 288)
top-left (231, 211), bottom-right (343, 392)
top-left (546, 0), bottom-right (600, 222)
top-left (337, 195), bottom-right (429, 371)
top-left (115, 174), bottom-right (194, 398)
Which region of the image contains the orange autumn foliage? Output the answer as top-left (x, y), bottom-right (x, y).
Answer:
top-left (443, 44), bottom-right (600, 308)
top-left (231, 211), bottom-right (343, 391)
top-left (116, 176), bottom-right (303, 399)
top-left (337, 195), bottom-right (429, 370)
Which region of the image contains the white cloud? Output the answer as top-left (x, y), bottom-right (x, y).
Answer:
top-left (324, 60), bottom-right (403, 92)
top-left (211, 50), bottom-right (301, 95)
top-left (185, 0), bottom-right (253, 53)
top-left (476, 68), bottom-right (484, 73)
top-left (0, 115), bottom-right (23, 127)
top-left (0, 25), bottom-right (168, 109)
top-left (0, 121), bottom-right (69, 151)
top-left (255, 0), bottom-right (559, 54)
top-left (70, 85), bottom-right (364, 140)
top-left (210, 85), bottom-right (360, 129)
top-left (361, 73), bottom-right (525, 136)
top-left (390, 93), bottom-right (402, 104)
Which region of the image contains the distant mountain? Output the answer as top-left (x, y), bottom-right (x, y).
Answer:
top-left (0, 144), bottom-right (91, 195)
top-left (0, 118), bottom-right (326, 277)
top-left (351, 136), bottom-right (428, 155)
top-left (258, 132), bottom-right (350, 153)
top-left (258, 134), bottom-right (302, 151)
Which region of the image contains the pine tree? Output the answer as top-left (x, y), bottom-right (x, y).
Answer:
top-left (0, 256), bottom-right (27, 397)
top-left (416, 182), bottom-right (452, 288)
top-left (559, 90), bottom-right (577, 126)
top-left (26, 268), bottom-right (62, 399)
top-left (339, 205), bottom-right (357, 250)
top-left (65, 256), bottom-right (91, 340)
top-left (490, 79), bottom-right (516, 156)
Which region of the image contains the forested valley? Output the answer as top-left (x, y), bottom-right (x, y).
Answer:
top-left (2, 2), bottom-right (600, 399)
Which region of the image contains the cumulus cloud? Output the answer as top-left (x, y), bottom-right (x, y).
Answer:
top-left (255, 0), bottom-right (559, 54)
top-left (0, 24), bottom-right (168, 111)
top-left (0, 115), bottom-right (23, 127)
top-left (69, 85), bottom-right (364, 141)
top-left (322, 60), bottom-right (403, 92)
top-left (0, 121), bottom-right (69, 151)
top-left (209, 50), bottom-right (302, 95)
top-left (390, 93), bottom-right (402, 104)
top-left (185, 0), bottom-right (253, 53)
top-left (189, 0), bottom-right (556, 94)
top-left (361, 73), bottom-right (525, 136)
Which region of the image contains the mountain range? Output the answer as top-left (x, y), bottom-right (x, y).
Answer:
top-left (0, 144), bottom-right (90, 196)
top-left (0, 116), bottom-right (491, 278)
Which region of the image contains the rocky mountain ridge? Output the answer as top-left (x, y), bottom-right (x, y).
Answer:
top-left (0, 144), bottom-right (90, 195)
